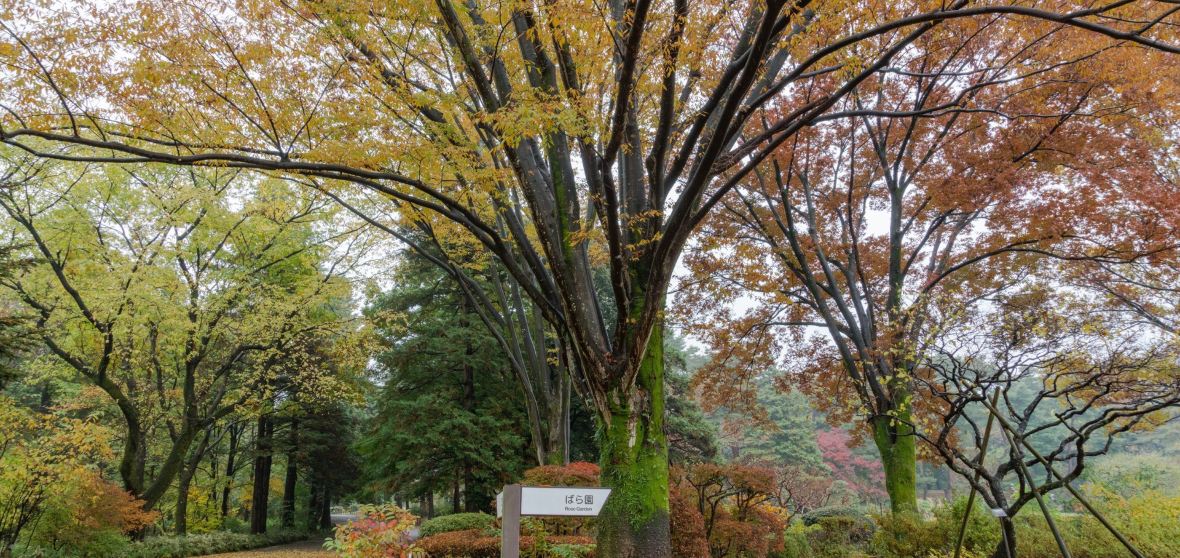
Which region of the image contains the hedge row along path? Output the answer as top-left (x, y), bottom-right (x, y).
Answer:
top-left (202, 539), bottom-right (334, 558)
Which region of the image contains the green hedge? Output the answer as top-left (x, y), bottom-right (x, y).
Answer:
top-left (419, 512), bottom-right (497, 538)
top-left (121, 529), bottom-right (312, 558)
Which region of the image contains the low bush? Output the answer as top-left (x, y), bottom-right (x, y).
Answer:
top-left (799, 507), bottom-right (867, 527)
top-left (120, 529), bottom-right (309, 558)
top-left (414, 529), bottom-right (594, 558)
top-left (419, 513), bottom-right (496, 538)
top-left (771, 523), bottom-right (814, 558)
top-left (521, 462), bottom-right (601, 487)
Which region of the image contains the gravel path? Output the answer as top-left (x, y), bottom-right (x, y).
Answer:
top-left (200, 539), bottom-right (335, 558)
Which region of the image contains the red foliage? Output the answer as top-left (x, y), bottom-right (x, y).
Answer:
top-left (669, 470), bottom-right (710, 558)
top-left (672, 463), bottom-right (786, 558)
top-left (816, 429), bottom-right (886, 501)
top-left (415, 529), bottom-right (594, 558)
top-left (521, 461), bottom-right (601, 487)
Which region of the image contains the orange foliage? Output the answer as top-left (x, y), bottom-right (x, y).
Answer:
top-left (673, 464), bottom-right (786, 558)
top-left (415, 529), bottom-right (594, 558)
top-left (38, 472), bottom-right (158, 549)
top-left (522, 462), bottom-right (601, 487)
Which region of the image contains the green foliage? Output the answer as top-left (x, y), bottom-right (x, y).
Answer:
top-left (744, 387), bottom-right (825, 469)
top-left (800, 507), bottom-right (868, 527)
top-left (358, 240), bottom-right (529, 510)
top-left (771, 524), bottom-right (814, 558)
top-left (0, 243), bottom-right (31, 390)
top-left (928, 497), bottom-right (1000, 554)
top-left (664, 336), bottom-right (719, 464)
top-left (419, 513), bottom-right (496, 538)
top-left (0, 397), bottom-right (153, 556)
top-left (119, 529), bottom-right (309, 558)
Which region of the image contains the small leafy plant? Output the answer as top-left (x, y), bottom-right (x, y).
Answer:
top-left (325, 503), bottom-right (420, 558)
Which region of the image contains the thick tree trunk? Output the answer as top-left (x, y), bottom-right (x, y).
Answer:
top-left (281, 419), bottom-right (298, 528)
top-left (596, 324), bottom-right (671, 558)
top-left (991, 516), bottom-right (1016, 558)
top-left (250, 415), bottom-right (273, 534)
top-left (871, 407), bottom-right (919, 515)
top-left (175, 461), bottom-right (193, 535)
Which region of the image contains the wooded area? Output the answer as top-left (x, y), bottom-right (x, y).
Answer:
top-left (0, 1), bottom-right (1177, 557)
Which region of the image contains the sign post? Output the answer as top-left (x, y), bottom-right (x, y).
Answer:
top-left (496, 485), bottom-right (611, 558)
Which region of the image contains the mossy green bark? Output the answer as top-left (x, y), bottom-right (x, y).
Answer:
top-left (596, 324), bottom-right (671, 558)
top-left (871, 407), bottom-right (919, 516)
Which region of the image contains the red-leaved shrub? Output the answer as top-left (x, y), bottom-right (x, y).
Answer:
top-left (415, 529), bottom-right (594, 557)
top-left (521, 461), bottom-right (601, 487)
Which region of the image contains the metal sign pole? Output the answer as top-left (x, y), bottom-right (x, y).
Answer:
top-left (501, 484), bottom-right (521, 558)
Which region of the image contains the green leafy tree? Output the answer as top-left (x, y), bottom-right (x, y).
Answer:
top-left (0, 158), bottom-right (366, 511)
top-left (359, 241), bottom-right (529, 515)
top-left (742, 388), bottom-right (824, 470)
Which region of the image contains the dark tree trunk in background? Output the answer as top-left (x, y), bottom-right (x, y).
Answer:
top-left (452, 478), bottom-right (461, 514)
top-left (38, 382), bottom-right (51, 413)
top-left (221, 423), bottom-right (240, 518)
top-left (463, 464), bottom-right (476, 512)
top-left (306, 482), bottom-right (320, 531)
top-left (250, 415), bottom-right (273, 534)
top-left (318, 488), bottom-right (332, 530)
top-left (462, 346), bottom-right (477, 512)
top-left (281, 419), bottom-right (298, 528)
top-left (175, 462), bottom-right (194, 535)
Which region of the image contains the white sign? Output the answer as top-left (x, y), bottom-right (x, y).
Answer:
top-left (991, 508), bottom-right (1008, 518)
top-left (496, 486), bottom-right (611, 518)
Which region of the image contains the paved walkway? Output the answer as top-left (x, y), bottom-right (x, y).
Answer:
top-left (201, 539), bottom-right (335, 558)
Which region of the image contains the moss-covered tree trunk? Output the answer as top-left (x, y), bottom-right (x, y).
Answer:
top-left (871, 408), bottom-right (918, 516)
top-left (596, 324), bottom-right (671, 558)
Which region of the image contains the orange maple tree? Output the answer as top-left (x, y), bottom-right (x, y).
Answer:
top-left (679, 16), bottom-right (1180, 513)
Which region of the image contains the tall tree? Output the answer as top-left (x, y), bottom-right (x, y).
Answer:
top-left (3, 1), bottom-right (1179, 553)
top-left (679, 22), bottom-right (1180, 512)
top-left (359, 241), bottom-right (529, 514)
top-left (0, 158), bottom-right (365, 510)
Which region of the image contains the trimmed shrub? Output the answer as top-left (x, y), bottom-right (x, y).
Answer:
top-left (415, 529), bottom-right (594, 558)
top-left (800, 507), bottom-right (866, 527)
top-left (521, 462), bottom-right (601, 487)
top-left (416, 529), bottom-right (498, 558)
top-left (121, 529), bottom-right (309, 558)
top-left (929, 496), bottom-right (1000, 554)
top-left (420, 513), bottom-right (497, 538)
